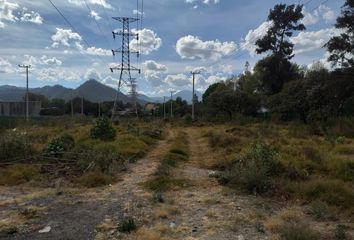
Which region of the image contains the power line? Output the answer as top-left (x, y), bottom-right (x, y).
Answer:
top-left (83, 0), bottom-right (113, 49)
top-left (47, 0), bottom-right (107, 64)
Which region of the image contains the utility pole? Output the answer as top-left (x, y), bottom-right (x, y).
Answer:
top-left (98, 102), bottom-right (101, 117)
top-left (191, 71), bottom-right (201, 121)
top-left (170, 91), bottom-right (175, 119)
top-left (18, 64), bottom-right (31, 122)
top-left (163, 96), bottom-right (166, 119)
top-left (110, 17), bottom-right (140, 120)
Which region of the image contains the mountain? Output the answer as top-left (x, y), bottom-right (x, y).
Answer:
top-left (174, 90), bottom-right (203, 103)
top-left (0, 80), bottom-right (146, 104)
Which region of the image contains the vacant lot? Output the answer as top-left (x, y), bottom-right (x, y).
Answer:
top-left (0, 117), bottom-right (353, 239)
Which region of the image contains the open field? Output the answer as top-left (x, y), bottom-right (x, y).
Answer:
top-left (0, 117), bottom-right (353, 239)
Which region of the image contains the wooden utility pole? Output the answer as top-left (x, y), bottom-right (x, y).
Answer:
top-left (81, 97), bottom-right (84, 115)
top-left (191, 71), bottom-right (201, 121)
top-left (18, 64), bottom-right (31, 122)
top-left (71, 90), bottom-right (74, 118)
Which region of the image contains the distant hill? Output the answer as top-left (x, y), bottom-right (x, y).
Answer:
top-left (151, 90), bottom-right (203, 104)
top-left (0, 80), bottom-right (144, 104)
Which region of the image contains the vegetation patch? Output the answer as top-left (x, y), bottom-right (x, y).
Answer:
top-left (90, 117), bottom-right (116, 141)
top-left (77, 171), bottom-right (117, 188)
top-left (0, 165), bottom-right (41, 186)
top-left (144, 177), bottom-right (187, 192)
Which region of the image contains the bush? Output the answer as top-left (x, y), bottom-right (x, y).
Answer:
top-left (144, 177), bottom-right (187, 192)
top-left (77, 171), bottom-right (116, 188)
top-left (118, 217), bottom-right (136, 233)
top-left (208, 132), bottom-right (239, 149)
top-left (228, 142), bottom-right (280, 194)
top-left (0, 132), bottom-right (34, 162)
top-left (45, 134), bottom-right (75, 155)
top-left (90, 117), bottom-right (116, 141)
top-left (0, 165), bottom-right (40, 186)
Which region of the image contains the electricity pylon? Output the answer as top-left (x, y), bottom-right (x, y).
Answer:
top-left (18, 64), bottom-right (31, 122)
top-left (110, 17), bottom-right (141, 119)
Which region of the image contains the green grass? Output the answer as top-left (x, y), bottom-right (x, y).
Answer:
top-left (77, 171), bottom-right (117, 188)
top-left (0, 165), bottom-right (41, 186)
top-left (143, 176), bottom-right (187, 192)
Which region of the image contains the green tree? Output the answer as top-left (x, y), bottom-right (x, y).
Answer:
top-left (256, 4), bottom-right (305, 59)
top-left (326, 0), bottom-right (354, 68)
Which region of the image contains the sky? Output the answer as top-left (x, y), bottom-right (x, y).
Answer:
top-left (0, 0), bottom-right (345, 97)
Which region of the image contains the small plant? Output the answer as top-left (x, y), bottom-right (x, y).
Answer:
top-left (77, 171), bottom-right (116, 188)
top-left (334, 224), bottom-right (348, 240)
top-left (118, 217), bottom-right (136, 233)
top-left (45, 134), bottom-right (75, 156)
top-left (152, 192), bottom-right (164, 203)
top-left (0, 164), bottom-right (40, 186)
top-left (308, 201), bottom-right (335, 221)
top-left (0, 132), bottom-right (34, 162)
top-left (230, 142), bottom-right (280, 194)
top-left (90, 117), bottom-right (116, 141)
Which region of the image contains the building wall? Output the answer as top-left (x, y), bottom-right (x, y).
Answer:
top-left (0, 102), bottom-right (41, 116)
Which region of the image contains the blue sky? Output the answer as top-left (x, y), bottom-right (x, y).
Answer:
top-left (0, 0), bottom-right (344, 96)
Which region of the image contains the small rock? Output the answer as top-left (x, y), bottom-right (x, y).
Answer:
top-left (38, 226), bottom-right (51, 233)
top-left (169, 221), bottom-right (176, 228)
top-left (192, 226), bottom-right (198, 233)
top-left (237, 206), bottom-right (242, 211)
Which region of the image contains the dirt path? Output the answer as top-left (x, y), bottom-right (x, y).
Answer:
top-left (142, 127), bottom-right (274, 240)
top-left (0, 130), bottom-right (173, 240)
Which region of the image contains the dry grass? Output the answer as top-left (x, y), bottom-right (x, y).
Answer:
top-left (129, 227), bottom-right (167, 240)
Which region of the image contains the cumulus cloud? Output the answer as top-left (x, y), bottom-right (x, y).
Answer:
top-left (51, 28), bottom-right (82, 48)
top-left (291, 28), bottom-right (341, 54)
top-left (241, 21), bottom-right (273, 55)
top-left (131, 28), bottom-right (162, 55)
top-left (176, 35), bottom-right (237, 60)
top-left (20, 8), bottom-right (43, 24)
top-left (84, 68), bottom-right (101, 80)
top-left (301, 5), bottom-right (336, 26)
top-left (101, 76), bottom-right (119, 88)
top-left (37, 68), bottom-right (80, 82)
top-left (143, 60), bottom-right (168, 87)
top-left (68, 0), bottom-right (113, 9)
top-left (185, 0), bottom-right (220, 5)
top-left (0, 57), bottom-right (14, 73)
top-left (86, 46), bottom-right (111, 56)
top-left (0, 1), bottom-right (43, 27)
top-left (89, 10), bottom-right (101, 21)
top-left (165, 74), bottom-right (190, 87)
top-left (22, 55), bottom-right (62, 68)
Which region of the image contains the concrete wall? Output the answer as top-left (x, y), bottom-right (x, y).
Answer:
top-left (0, 101), bottom-right (41, 116)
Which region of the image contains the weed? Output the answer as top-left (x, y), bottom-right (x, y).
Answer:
top-left (152, 192), bottom-right (164, 203)
top-left (144, 177), bottom-right (187, 192)
top-left (334, 224), bottom-right (348, 240)
top-left (0, 165), bottom-right (40, 186)
top-left (208, 131), bottom-right (239, 149)
top-left (279, 222), bottom-right (319, 240)
top-left (90, 117), bottom-right (116, 141)
top-left (307, 201), bottom-right (336, 221)
top-left (0, 132), bottom-right (34, 162)
top-left (45, 133), bottom-right (75, 156)
top-left (77, 171), bottom-right (116, 188)
top-left (118, 217), bottom-right (136, 233)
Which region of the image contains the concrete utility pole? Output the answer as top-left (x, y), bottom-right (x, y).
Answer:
top-left (170, 91), bottom-right (175, 119)
top-left (18, 64), bottom-right (31, 122)
top-left (98, 102), bottom-right (101, 117)
top-left (191, 71), bottom-right (201, 121)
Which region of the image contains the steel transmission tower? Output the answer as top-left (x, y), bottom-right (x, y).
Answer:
top-left (110, 17), bottom-right (141, 119)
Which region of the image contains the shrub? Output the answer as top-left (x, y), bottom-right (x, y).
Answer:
top-left (0, 132), bottom-right (34, 162)
top-left (141, 129), bottom-right (163, 140)
top-left (0, 165), bottom-right (40, 186)
top-left (327, 157), bottom-right (354, 182)
top-left (118, 217), bottom-right (136, 233)
top-left (144, 177), bottom-right (187, 192)
top-left (45, 134), bottom-right (75, 155)
top-left (77, 171), bottom-right (116, 188)
top-left (307, 201), bottom-right (336, 221)
top-left (208, 132), bottom-right (239, 149)
top-left (90, 117), bottom-right (116, 141)
top-left (334, 224), bottom-right (349, 240)
top-left (229, 142), bottom-right (280, 194)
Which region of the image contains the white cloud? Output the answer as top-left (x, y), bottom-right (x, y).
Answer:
top-left (37, 68), bottom-right (80, 82)
top-left (0, 57), bottom-right (14, 73)
top-left (301, 5), bottom-right (336, 26)
top-left (20, 9), bottom-right (43, 24)
top-left (185, 0), bottom-right (220, 5)
top-left (51, 28), bottom-right (82, 48)
top-left (143, 60), bottom-right (168, 87)
top-left (86, 47), bottom-right (111, 56)
top-left (176, 35), bottom-right (237, 60)
top-left (133, 9), bottom-right (143, 16)
top-left (68, 0), bottom-right (113, 9)
top-left (131, 28), bottom-right (162, 55)
top-left (165, 74), bottom-right (190, 87)
top-left (101, 76), bottom-right (118, 88)
top-left (89, 10), bottom-right (101, 21)
top-left (143, 60), bottom-right (168, 72)
top-left (241, 21), bottom-right (273, 55)
top-left (291, 28), bottom-right (341, 54)
top-left (84, 68), bottom-right (101, 80)
top-left (22, 55), bottom-right (62, 68)
top-left (0, 0), bottom-right (19, 22)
